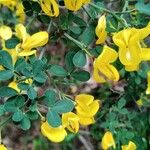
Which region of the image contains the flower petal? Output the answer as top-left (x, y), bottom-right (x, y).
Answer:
top-left (22, 31), bottom-right (49, 50)
top-left (62, 112), bottom-right (79, 133)
top-left (101, 131), bottom-right (116, 150)
top-left (41, 121), bottom-right (67, 143)
top-left (0, 25), bottom-right (12, 40)
top-left (121, 141), bottom-right (136, 150)
top-left (40, 0), bottom-right (59, 17)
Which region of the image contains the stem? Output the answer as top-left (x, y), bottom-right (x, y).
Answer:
top-left (36, 109), bottom-right (45, 121)
top-left (39, 20), bottom-right (52, 60)
top-left (26, 14), bottom-right (37, 31)
top-left (89, 3), bottom-right (128, 28)
top-left (0, 116), bottom-right (12, 128)
top-left (64, 33), bottom-right (92, 57)
top-left (82, 6), bottom-right (93, 19)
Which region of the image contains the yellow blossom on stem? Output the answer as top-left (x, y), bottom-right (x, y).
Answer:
top-left (121, 141), bottom-right (136, 150)
top-left (62, 112), bottom-right (79, 133)
top-left (146, 71), bottom-right (150, 95)
top-left (101, 131), bottom-right (116, 150)
top-left (0, 144), bottom-right (7, 150)
top-left (113, 22), bottom-right (150, 71)
top-left (0, 25), bottom-right (12, 40)
top-left (3, 24), bottom-right (49, 64)
top-left (75, 94), bottom-right (99, 125)
top-left (40, 0), bottom-right (59, 17)
top-left (64, 0), bottom-right (83, 11)
top-left (93, 45), bottom-right (119, 83)
top-left (41, 121), bottom-right (67, 143)
top-left (95, 14), bottom-right (107, 44)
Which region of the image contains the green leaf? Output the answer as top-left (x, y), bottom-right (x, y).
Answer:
top-left (47, 109), bottom-right (61, 127)
top-left (0, 105), bottom-right (5, 116)
top-left (52, 99), bottom-right (74, 114)
top-left (14, 58), bottom-right (27, 72)
top-left (73, 51), bottom-right (86, 68)
top-left (20, 115), bottom-right (31, 130)
top-left (65, 51), bottom-right (75, 72)
top-left (71, 70), bottom-right (90, 82)
top-left (4, 99), bottom-right (17, 112)
top-left (135, 0), bottom-right (150, 15)
top-left (15, 95), bottom-right (25, 108)
top-left (34, 72), bottom-right (47, 83)
top-left (44, 89), bottom-right (57, 106)
top-left (5, 38), bottom-right (20, 49)
top-left (0, 70), bottom-right (13, 81)
top-left (49, 65), bottom-right (68, 77)
top-left (70, 26), bottom-right (81, 35)
top-left (118, 98), bottom-right (126, 109)
top-left (0, 50), bottom-right (13, 69)
top-left (12, 109), bottom-right (24, 122)
top-left (0, 87), bottom-right (18, 97)
top-left (18, 83), bottom-right (30, 90)
top-left (26, 111), bottom-right (39, 120)
top-left (32, 60), bottom-right (44, 75)
top-left (79, 24), bottom-right (95, 45)
top-left (27, 87), bottom-right (37, 100)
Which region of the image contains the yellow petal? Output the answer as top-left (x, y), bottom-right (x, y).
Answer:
top-left (101, 131), bottom-right (116, 150)
top-left (136, 99), bottom-right (143, 107)
top-left (16, 2), bottom-right (25, 23)
top-left (15, 24), bottom-right (27, 43)
top-left (0, 144), bottom-right (7, 150)
top-left (22, 31), bottom-right (49, 50)
top-left (0, 25), bottom-right (12, 40)
top-left (41, 121), bottom-right (67, 143)
top-left (75, 94), bottom-right (94, 106)
top-left (8, 81), bottom-right (20, 93)
top-left (62, 112), bottom-right (79, 133)
top-left (64, 0), bottom-right (83, 11)
top-left (146, 71), bottom-right (150, 95)
top-left (18, 50), bottom-right (36, 57)
top-left (40, 0), bottom-right (59, 17)
top-left (78, 116), bottom-right (95, 125)
top-left (96, 46), bottom-right (118, 63)
top-left (137, 22), bottom-right (150, 40)
top-left (140, 48), bottom-right (150, 61)
top-left (82, 0), bottom-right (91, 4)
top-left (95, 15), bottom-right (107, 44)
top-left (121, 141), bottom-right (136, 150)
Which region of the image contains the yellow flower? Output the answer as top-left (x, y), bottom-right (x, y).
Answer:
top-left (82, 0), bottom-right (91, 4)
top-left (16, 2), bottom-right (25, 23)
top-left (0, 0), bottom-right (25, 23)
top-left (0, 25), bottom-right (12, 40)
top-left (40, 0), bottom-right (59, 17)
top-left (0, 144), bottom-right (7, 150)
top-left (136, 99), bottom-right (143, 107)
top-left (146, 71), bottom-right (150, 95)
top-left (75, 94), bottom-right (99, 125)
top-left (95, 15), bottom-right (107, 44)
top-left (41, 121), bottom-right (67, 143)
top-left (4, 24), bottom-right (49, 63)
top-left (93, 45), bottom-right (119, 83)
top-left (64, 0), bottom-right (83, 11)
top-left (101, 131), bottom-right (116, 150)
top-left (121, 141), bottom-right (136, 150)
top-left (113, 22), bottom-right (150, 71)
top-left (62, 112), bottom-right (79, 133)
top-left (8, 81), bottom-right (20, 93)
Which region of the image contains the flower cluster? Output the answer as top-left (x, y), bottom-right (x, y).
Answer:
top-left (41, 94), bottom-right (100, 142)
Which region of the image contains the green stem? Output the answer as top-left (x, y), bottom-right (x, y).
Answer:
top-left (26, 14), bottom-right (37, 31)
top-left (64, 33), bottom-right (92, 57)
top-left (89, 3), bottom-right (128, 28)
top-left (82, 6), bottom-right (93, 19)
top-left (39, 20), bottom-right (52, 60)
top-left (0, 116), bottom-right (12, 128)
